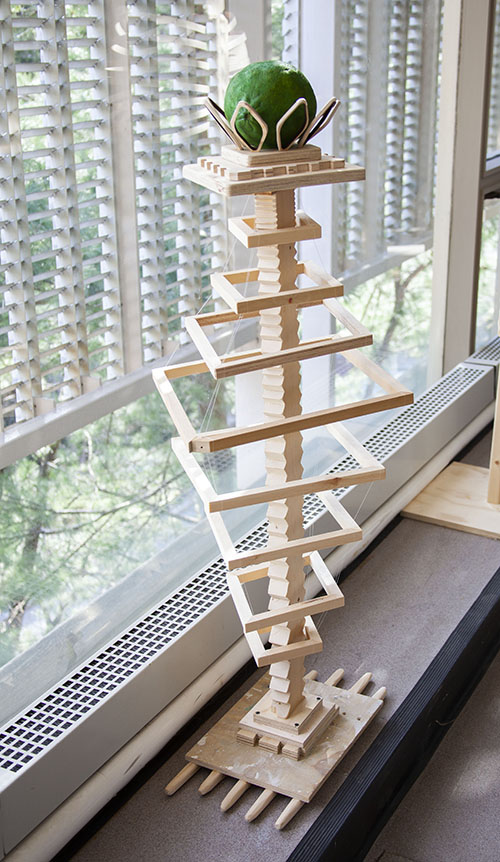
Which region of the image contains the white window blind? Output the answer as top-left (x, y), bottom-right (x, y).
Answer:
top-left (280, 0), bottom-right (442, 276)
top-left (0, 0), bottom-right (226, 433)
top-left (330, 0), bottom-right (442, 274)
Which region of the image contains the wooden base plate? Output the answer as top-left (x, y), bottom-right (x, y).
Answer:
top-left (184, 672), bottom-right (383, 803)
top-left (402, 461), bottom-right (500, 539)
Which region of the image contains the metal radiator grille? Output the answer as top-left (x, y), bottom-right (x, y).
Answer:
top-left (0, 362), bottom-right (489, 774)
top-left (467, 336), bottom-right (500, 366)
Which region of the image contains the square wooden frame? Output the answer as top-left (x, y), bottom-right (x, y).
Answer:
top-left (152, 347), bottom-right (413, 455)
top-left (210, 259), bottom-right (343, 315)
top-left (169, 420), bottom-right (385, 513)
top-left (227, 210), bottom-right (321, 248)
top-left (185, 297), bottom-right (372, 381)
top-left (206, 490), bottom-right (362, 572)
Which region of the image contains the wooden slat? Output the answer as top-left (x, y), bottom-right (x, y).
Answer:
top-left (152, 368), bottom-right (196, 446)
top-left (308, 550), bottom-right (344, 599)
top-left (190, 390), bottom-right (413, 453)
top-left (343, 347), bottom-right (409, 395)
top-left (210, 263), bottom-right (343, 314)
top-left (222, 522), bottom-right (362, 572)
top-left (212, 331), bottom-right (372, 379)
top-left (326, 421), bottom-right (384, 469)
top-left (207, 461), bottom-right (384, 512)
top-left (170, 437), bottom-right (216, 507)
top-left (245, 617), bottom-right (323, 668)
top-left (317, 490), bottom-right (361, 532)
top-left (242, 591), bottom-right (344, 634)
top-left (184, 316), bottom-right (219, 377)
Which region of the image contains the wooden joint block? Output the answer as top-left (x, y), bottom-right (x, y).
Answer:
top-left (237, 728), bottom-right (258, 746)
top-left (258, 735), bottom-right (282, 754)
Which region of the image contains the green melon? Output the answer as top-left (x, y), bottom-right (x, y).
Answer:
top-left (224, 61), bottom-right (317, 150)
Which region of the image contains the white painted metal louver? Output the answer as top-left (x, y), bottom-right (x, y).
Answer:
top-left (329, 0), bottom-right (442, 272)
top-left (0, 0), bottom-right (225, 431)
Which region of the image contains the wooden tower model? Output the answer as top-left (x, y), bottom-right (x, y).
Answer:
top-left (155, 98), bottom-right (413, 829)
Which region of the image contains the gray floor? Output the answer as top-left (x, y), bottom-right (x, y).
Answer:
top-left (69, 433), bottom-right (500, 862)
top-left (365, 651), bottom-right (500, 862)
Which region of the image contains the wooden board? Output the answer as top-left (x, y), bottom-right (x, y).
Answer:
top-left (402, 461), bottom-right (500, 539)
top-left (220, 143), bottom-right (323, 166)
top-left (183, 160), bottom-right (365, 197)
top-left (186, 674), bottom-right (383, 802)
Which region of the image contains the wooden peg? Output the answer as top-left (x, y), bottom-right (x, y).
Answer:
top-left (349, 672), bottom-right (372, 694)
top-left (245, 788), bottom-right (276, 822)
top-left (220, 779), bottom-right (251, 811)
top-left (372, 686), bottom-right (387, 701)
top-left (325, 668), bottom-right (344, 686)
top-left (275, 798), bottom-right (305, 830)
top-left (304, 669), bottom-right (319, 681)
top-left (164, 761), bottom-right (199, 796)
top-left (198, 769), bottom-right (225, 795)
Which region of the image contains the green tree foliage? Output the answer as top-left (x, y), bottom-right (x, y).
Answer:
top-left (0, 375), bottom-right (232, 667)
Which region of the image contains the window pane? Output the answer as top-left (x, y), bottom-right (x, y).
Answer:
top-left (476, 200), bottom-right (500, 350)
top-left (487, 1), bottom-right (500, 159)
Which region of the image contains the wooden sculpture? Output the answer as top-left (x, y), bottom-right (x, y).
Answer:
top-left (156, 96), bottom-right (413, 829)
top-left (403, 315), bottom-right (500, 537)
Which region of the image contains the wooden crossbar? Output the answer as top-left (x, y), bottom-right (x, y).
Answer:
top-left (169, 432), bottom-right (384, 514)
top-left (210, 270), bottom-right (342, 315)
top-left (153, 350), bottom-right (413, 455)
top-left (245, 617), bottom-right (323, 667)
top-left (228, 211), bottom-right (321, 248)
top-left (191, 389), bottom-right (412, 453)
top-left (207, 508), bottom-right (362, 572)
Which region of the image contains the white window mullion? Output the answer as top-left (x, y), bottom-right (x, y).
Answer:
top-left (384, 1), bottom-right (409, 245)
top-left (415, 0), bottom-right (442, 233)
top-left (429, 0), bottom-right (493, 379)
top-left (172, 3), bottom-right (207, 334)
top-left (363, 0), bottom-right (390, 261)
top-left (129, 0), bottom-right (169, 363)
top-left (38, 0), bottom-right (91, 401)
top-left (0, 9), bottom-right (44, 428)
top-left (101, 0), bottom-right (143, 374)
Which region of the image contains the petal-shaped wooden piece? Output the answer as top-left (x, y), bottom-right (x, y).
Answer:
top-left (325, 667), bottom-right (344, 686)
top-left (372, 685), bottom-right (387, 701)
top-left (349, 672), bottom-right (372, 694)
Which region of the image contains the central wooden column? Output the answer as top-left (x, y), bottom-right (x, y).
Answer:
top-left (255, 189), bottom-right (306, 720)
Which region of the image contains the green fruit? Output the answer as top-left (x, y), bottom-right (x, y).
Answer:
top-left (224, 61), bottom-right (317, 150)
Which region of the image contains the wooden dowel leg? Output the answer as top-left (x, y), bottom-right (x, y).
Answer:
top-left (220, 779), bottom-right (251, 811)
top-left (372, 686), bottom-right (387, 701)
top-left (198, 769), bottom-right (225, 795)
top-left (245, 788), bottom-right (276, 822)
top-left (164, 762), bottom-right (199, 796)
top-left (325, 667), bottom-right (344, 686)
top-left (304, 669), bottom-right (319, 680)
top-left (349, 672), bottom-right (372, 694)
top-left (275, 798), bottom-right (304, 830)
